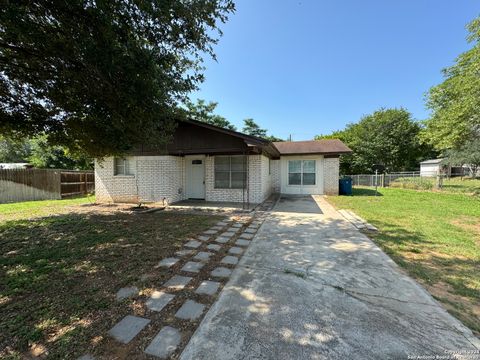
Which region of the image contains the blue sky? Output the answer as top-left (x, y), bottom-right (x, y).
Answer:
top-left (191, 1), bottom-right (480, 141)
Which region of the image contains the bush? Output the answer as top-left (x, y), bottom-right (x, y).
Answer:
top-left (390, 177), bottom-right (434, 190)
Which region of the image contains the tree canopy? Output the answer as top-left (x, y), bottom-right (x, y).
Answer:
top-left (184, 99), bottom-right (237, 130)
top-left (316, 108), bottom-right (436, 174)
top-left (0, 0), bottom-right (235, 158)
top-left (442, 139), bottom-right (480, 178)
top-left (242, 118), bottom-right (267, 137)
top-left (423, 16), bottom-right (480, 150)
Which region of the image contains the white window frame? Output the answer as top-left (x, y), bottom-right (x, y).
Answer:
top-left (288, 159), bottom-right (316, 186)
top-left (114, 157), bottom-right (134, 176)
top-left (214, 155), bottom-right (246, 189)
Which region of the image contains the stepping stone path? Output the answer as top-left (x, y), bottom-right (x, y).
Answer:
top-left (207, 244), bottom-right (221, 252)
top-left (221, 256), bottom-right (239, 265)
top-left (181, 261), bottom-right (204, 273)
top-left (228, 247), bottom-right (243, 255)
top-left (116, 286), bottom-right (138, 301)
top-left (164, 275), bottom-right (192, 290)
top-left (196, 280), bottom-right (220, 296)
top-left (235, 239), bottom-right (251, 247)
top-left (185, 240), bottom-right (202, 249)
top-left (215, 236), bottom-right (230, 244)
top-left (175, 300), bottom-right (205, 320)
top-left (194, 251), bottom-right (212, 262)
top-left (144, 326), bottom-right (181, 358)
top-left (211, 267), bottom-right (232, 278)
top-left (220, 231), bottom-right (235, 237)
top-left (146, 291), bottom-right (175, 312)
top-left (105, 211), bottom-right (273, 357)
top-left (108, 315), bottom-right (150, 344)
top-left (239, 233), bottom-right (254, 240)
top-left (176, 249), bottom-right (195, 257)
top-left (156, 257), bottom-right (179, 268)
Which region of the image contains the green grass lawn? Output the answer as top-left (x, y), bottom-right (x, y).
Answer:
top-left (327, 187), bottom-right (480, 335)
top-left (0, 202), bottom-right (220, 358)
top-left (0, 196), bottom-right (95, 222)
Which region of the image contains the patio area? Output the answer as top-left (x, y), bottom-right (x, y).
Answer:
top-left (168, 199), bottom-right (258, 213)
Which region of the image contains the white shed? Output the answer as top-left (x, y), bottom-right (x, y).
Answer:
top-left (420, 159), bottom-right (445, 177)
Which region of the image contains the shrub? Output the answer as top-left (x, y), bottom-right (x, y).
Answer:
top-left (390, 177), bottom-right (434, 190)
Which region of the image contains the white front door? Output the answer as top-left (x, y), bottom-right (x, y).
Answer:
top-left (186, 156), bottom-right (205, 199)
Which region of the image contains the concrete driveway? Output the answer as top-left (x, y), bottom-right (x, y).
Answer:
top-left (181, 196), bottom-right (480, 359)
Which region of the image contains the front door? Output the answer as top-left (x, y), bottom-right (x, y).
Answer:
top-left (186, 156), bottom-right (205, 199)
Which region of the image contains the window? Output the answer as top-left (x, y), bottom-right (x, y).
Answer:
top-left (269, 159), bottom-right (272, 175)
top-left (114, 157), bottom-right (134, 176)
top-left (215, 155), bottom-right (246, 189)
top-left (192, 159), bottom-right (202, 165)
top-left (288, 160), bottom-right (315, 185)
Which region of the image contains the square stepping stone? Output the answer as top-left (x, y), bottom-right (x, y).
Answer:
top-left (235, 239), bottom-right (251, 247)
top-left (203, 229), bottom-right (218, 235)
top-left (164, 275), bottom-right (192, 290)
top-left (175, 300), bottom-right (205, 320)
top-left (220, 231), bottom-right (236, 237)
top-left (196, 280), bottom-right (220, 295)
top-left (215, 236), bottom-right (230, 244)
top-left (185, 240), bottom-right (201, 249)
top-left (239, 233), bottom-right (254, 240)
top-left (197, 235), bottom-right (210, 242)
top-left (193, 251), bottom-right (212, 262)
top-left (216, 221), bottom-right (229, 226)
top-left (156, 257), bottom-right (179, 268)
top-left (115, 286), bottom-right (139, 301)
top-left (221, 256), bottom-right (239, 265)
top-left (144, 326), bottom-right (181, 358)
top-left (207, 244), bottom-right (221, 252)
top-left (231, 223), bottom-right (243, 228)
top-left (78, 354), bottom-right (95, 360)
top-left (108, 315), bottom-right (150, 344)
top-left (244, 228), bottom-right (256, 234)
top-left (146, 291), bottom-right (175, 312)
top-left (210, 225), bottom-right (223, 230)
top-left (176, 249), bottom-right (195, 257)
top-left (228, 247), bottom-right (243, 255)
top-left (211, 267), bottom-right (232, 278)
top-left (181, 261), bottom-right (204, 273)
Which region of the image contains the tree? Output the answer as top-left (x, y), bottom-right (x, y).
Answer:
top-left (316, 108), bottom-right (436, 174)
top-left (0, 1), bottom-right (235, 158)
top-left (0, 136), bottom-right (30, 163)
top-left (28, 135), bottom-right (93, 170)
top-left (184, 99), bottom-right (236, 130)
top-left (442, 139), bottom-right (480, 178)
top-left (242, 118), bottom-right (267, 137)
top-left (423, 16), bottom-right (480, 149)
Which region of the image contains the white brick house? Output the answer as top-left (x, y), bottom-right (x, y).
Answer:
top-left (95, 120), bottom-right (351, 206)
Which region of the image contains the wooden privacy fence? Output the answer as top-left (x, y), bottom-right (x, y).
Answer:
top-left (0, 168), bottom-right (94, 203)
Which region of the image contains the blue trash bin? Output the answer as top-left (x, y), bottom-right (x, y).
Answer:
top-left (339, 177), bottom-right (353, 195)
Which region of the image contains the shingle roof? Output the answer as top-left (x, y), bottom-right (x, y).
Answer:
top-left (420, 158), bottom-right (444, 165)
top-left (273, 139), bottom-right (352, 155)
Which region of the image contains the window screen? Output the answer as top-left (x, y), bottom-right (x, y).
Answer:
top-left (288, 160), bottom-right (315, 185)
top-left (214, 156), bottom-right (246, 189)
top-left (114, 158), bottom-right (134, 176)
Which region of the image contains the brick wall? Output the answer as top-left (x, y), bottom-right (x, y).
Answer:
top-left (95, 156), bottom-right (185, 204)
top-left (96, 154), bottom-right (272, 204)
top-left (271, 159), bottom-right (280, 193)
top-left (205, 154), bottom-right (270, 204)
top-left (323, 157), bottom-right (340, 195)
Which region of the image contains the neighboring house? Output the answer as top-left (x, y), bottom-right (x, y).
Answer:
top-left (0, 163), bottom-right (33, 169)
top-left (420, 158), bottom-right (465, 177)
top-left (95, 119), bottom-right (352, 205)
